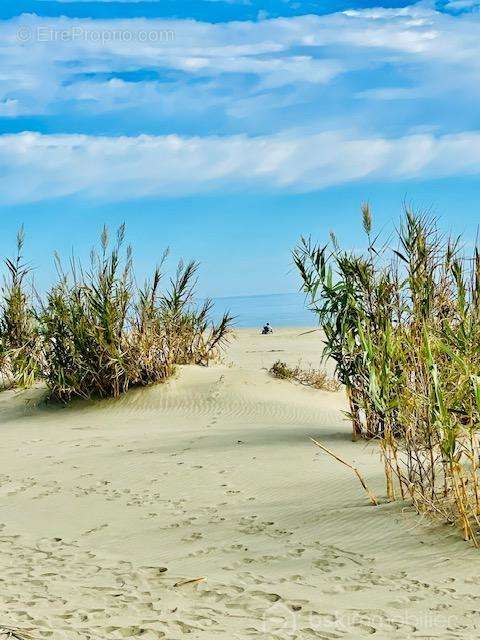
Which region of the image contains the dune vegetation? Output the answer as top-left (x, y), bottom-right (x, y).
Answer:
top-left (0, 227), bottom-right (41, 390)
top-left (0, 225), bottom-right (233, 402)
top-left (295, 206), bottom-right (480, 544)
top-left (269, 359), bottom-right (340, 391)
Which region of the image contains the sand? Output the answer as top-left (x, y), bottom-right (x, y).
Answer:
top-left (0, 328), bottom-right (479, 639)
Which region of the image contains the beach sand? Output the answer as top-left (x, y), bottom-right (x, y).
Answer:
top-left (0, 328), bottom-right (479, 639)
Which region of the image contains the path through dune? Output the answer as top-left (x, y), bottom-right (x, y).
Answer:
top-left (0, 329), bottom-right (479, 639)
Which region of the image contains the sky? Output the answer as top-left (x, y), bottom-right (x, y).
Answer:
top-left (0, 0), bottom-right (479, 297)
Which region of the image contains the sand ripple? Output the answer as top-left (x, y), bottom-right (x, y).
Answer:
top-left (0, 329), bottom-right (479, 639)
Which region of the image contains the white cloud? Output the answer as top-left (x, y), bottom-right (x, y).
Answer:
top-left (0, 14), bottom-right (342, 117)
top-left (2, 4), bottom-right (480, 120)
top-left (2, 130), bottom-right (480, 204)
top-left (356, 87), bottom-right (421, 100)
top-left (443, 0), bottom-right (480, 10)
top-left (1, 5), bottom-right (480, 202)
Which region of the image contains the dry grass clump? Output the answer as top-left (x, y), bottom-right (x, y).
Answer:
top-left (0, 225), bottom-right (232, 402)
top-left (295, 204), bottom-right (480, 544)
top-left (0, 228), bottom-right (41, 389)
top-left (269, 359), bottom-right (340, 391)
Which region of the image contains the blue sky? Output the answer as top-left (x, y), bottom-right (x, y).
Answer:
top-left (0, 0), bottom-right (479, 296)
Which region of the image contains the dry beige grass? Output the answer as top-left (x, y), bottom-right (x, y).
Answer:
top-left (269, 359), bottom-right (340, 391)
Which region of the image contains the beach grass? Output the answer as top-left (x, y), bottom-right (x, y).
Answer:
top-left (1, 225), bottom-right (233, 401)
top-left (295, 204), bottom-right (480, 544)
top-left (0, 227), bottom-right (41, 389)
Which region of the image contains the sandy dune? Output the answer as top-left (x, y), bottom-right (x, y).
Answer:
top-left (0, 328), bottom-right (479, 639)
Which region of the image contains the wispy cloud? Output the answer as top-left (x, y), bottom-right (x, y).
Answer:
top-left (1, 5), bottom-right (479, 132)
top-left (2, 129), bottom-right (480, 203)
top-left (1, 4), bottom-right (480, 201)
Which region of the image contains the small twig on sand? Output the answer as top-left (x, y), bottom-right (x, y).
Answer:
top-left (297, 328), bottom-right (321, 336)
top-left (309, 437), bottom-right (379, 506)
top-left (0, 627), bottom-right (34, 640)
top-left (173, 577), bottom-right (206, 588)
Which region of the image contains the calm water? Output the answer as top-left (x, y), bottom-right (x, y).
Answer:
top-left (211, 292), bottom-right (317, 328)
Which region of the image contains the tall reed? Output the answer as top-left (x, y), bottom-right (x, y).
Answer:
top-left (37, 226), bottom-right (232, 402)
top-left (0, 228), bottom-right (40, 388)
top-left (295, 206), bottom-right (480, 543)
top-left (160, 260), bottom-right (233, 366)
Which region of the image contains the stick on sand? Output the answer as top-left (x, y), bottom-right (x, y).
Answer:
top-left (173, 577), bottom-right (206, 588)
top-left (309, 437), bottom-right (379, 506)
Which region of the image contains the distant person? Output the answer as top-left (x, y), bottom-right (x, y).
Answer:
top-left (261, 322), bottom-right (273, 335)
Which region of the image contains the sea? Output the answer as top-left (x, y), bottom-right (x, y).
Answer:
top-left (211, 292), bottom-right (317, 329)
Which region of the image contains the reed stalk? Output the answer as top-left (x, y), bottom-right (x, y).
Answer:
top-left (295, 205), bottom-right (480, 543)
top-left (0, 228), bottom-right (40, 388)
top-left (0, 224), bottom-right (233, 402)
